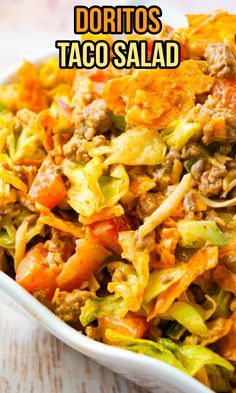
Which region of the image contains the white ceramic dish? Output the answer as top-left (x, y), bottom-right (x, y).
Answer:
top-left (0, 274), bottom-right (212, 393)
top-left (0, 51), bottom-right (214, 393)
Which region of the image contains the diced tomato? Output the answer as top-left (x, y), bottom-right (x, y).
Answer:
top-left (90, 71), bottom-right (109, 83)
top-left (56, 239), bottom-right (111, 291)
top-left (88, 216), bottom-right (132, 254)
top-left (212, 76), bottom-right (236, 112)
top-left (28, 155), bottom-right (67, 209)
top-left (99, 313), bottom-right (147, 343)
top-left (16, 243), bottom-right (61, 298)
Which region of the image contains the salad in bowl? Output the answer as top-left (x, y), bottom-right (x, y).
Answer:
top-left (0, 10), bottom-right (235, 392)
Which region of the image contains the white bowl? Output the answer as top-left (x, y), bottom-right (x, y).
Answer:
top-left (0, 51), bottom-right (214, 393)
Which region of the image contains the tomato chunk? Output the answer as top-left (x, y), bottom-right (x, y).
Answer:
top-left (16, 243), bottom-right (61, 298)
top-left (56, 239), bottom-right (111, 291)
top-left (28, 155), bottom-right (67, 209)
top-left (88, 216), bottom-right (131, 254)
top-left (99, 313), bottom-right (147, 343)
top-left (212, 76), bottom-right (236, 112)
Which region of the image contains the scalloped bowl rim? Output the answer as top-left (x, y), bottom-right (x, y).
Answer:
top-left (0, 51), bottom-right (213, 393)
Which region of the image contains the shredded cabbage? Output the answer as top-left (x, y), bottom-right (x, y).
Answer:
top-left (166, 301), bottom-right (208, 337)
top-left (158, 338), bottom-right (234, 376)
top-left (105, 329), bottom-right (186, 372)
top-left (206, 365), bottom-right (231, 393)
top-left (105, 128), bottom-right (166, 166)
top-left (105, 330), bottom-right (234, 376)
top-left (13, 114), bottom-right (46, 165)
top-left (80, 295), bottom-right (126, 327)
top-left (116, 231), bottom-right (150, 312)
top-left (143, 264), bottom-right (187, 304)
top-left (0, 217), bottom-right (16, 249)
top-left (177, 220), bottom-right (228, 248)
top-left (108, 262), bottom-right (144, 314)
top-left (63, 158), bottom-right (129, 217)
top-left (162, 120), bottom-right (201, 151)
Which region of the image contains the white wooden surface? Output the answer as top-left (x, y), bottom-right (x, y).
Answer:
top-left (0, 291), bottom-right (147, 393)
top-left (0, 1), bottom-right (148, 392)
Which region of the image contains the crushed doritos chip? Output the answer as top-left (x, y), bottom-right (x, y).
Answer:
top-left (17, 62), bottom-right (49, 112)
top-left (175, 10), bottom-right (236, 58)
top-left (103, 59), bottom-right (214, 129)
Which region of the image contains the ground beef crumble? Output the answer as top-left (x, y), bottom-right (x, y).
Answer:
top-left (147, 149), bottom-right (181, 191)
top-left (205, 42), bottom-right (236, 79)
top-left (199, 165), bottom-right (227, 197)
top-left (73, 99), bottom-right (113, 140)
top-left (137, 192), bottom-right (163, 221)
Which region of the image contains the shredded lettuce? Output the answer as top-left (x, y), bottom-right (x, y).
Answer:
top-left (105, 128), bottom-right (166, 166)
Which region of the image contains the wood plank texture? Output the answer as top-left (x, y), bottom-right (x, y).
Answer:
top-left (0, 291), bottom-right (147, 393)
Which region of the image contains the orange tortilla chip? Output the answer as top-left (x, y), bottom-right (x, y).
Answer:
top-left (213, 265), bottom-right (236, 295)
top-left (17, 62), bottom-right (49, 113)
top-left (176, 11), bottom-right (236, 58)
top-left (103, 60), bottom-right (214, 129)
top-left (148, 246), bottom-right (218, 321)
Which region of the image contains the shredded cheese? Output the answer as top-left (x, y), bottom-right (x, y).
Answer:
top-left (198, 194), bottom-right (236, 208)
top-left (138, 173), bottom-right (193, 239)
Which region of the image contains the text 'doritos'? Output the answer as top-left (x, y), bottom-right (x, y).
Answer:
top-left (74, 6), bottom-right (162, 34)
